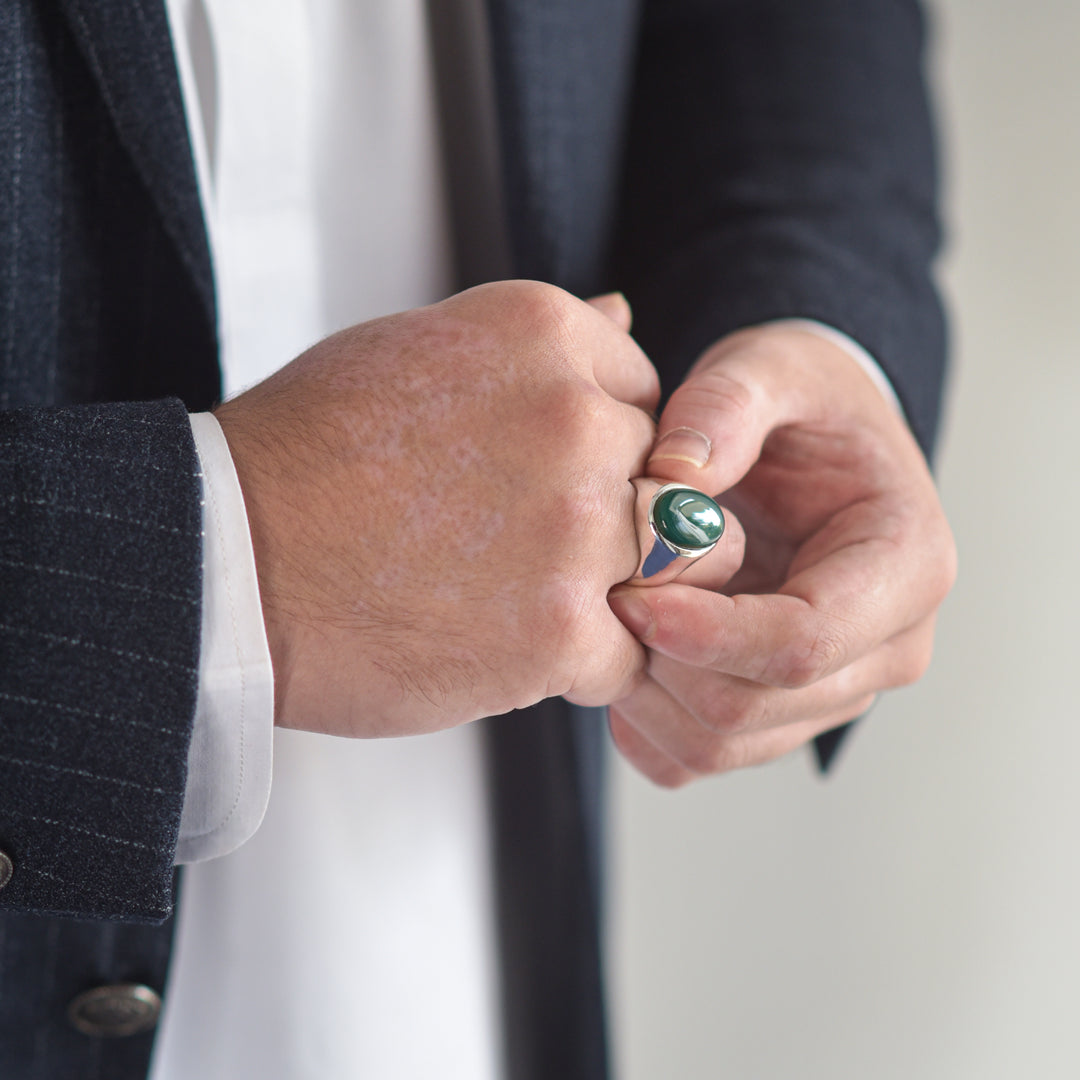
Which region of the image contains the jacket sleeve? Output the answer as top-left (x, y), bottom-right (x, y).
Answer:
top-left (611, 0), bottom-right (948, 460)
top-left (0, 398), bottom-right (202, 921)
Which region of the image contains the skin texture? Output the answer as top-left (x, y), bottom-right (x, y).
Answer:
top-left (215, 281), bottom-right (660, 737)
top-left (216, 292), bottom-right (953, 780)
top-left (607, 324), bottom-right (956, 785)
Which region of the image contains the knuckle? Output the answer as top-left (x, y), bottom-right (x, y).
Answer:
top-left (613, 659), bottom-right (650, 702)
top-left (895, 644), bottom-right (933, 687)
top-left (515, 280), bottom-right (579, 339)
top-left (677, 367), bottom-right (755, 423)
top-left (547, 469), bottom-right (605, 547)
top-left (567, 380), bottom-right (610, 436)
top-left (851, 693), bottom-right (878, 717)
top-left (718, 688), bottom-right (768, 736)
top-left (935, 525), bottom-right (959, 602)
top-left (587, 645), bottom-right (648, 708)
top-left (916, 509), bottom-right (957, 610)
top-left (686, 737), bottom-right (744, 776)
top-left (541, 379), bottom-right (610, 452)
top-left (536, 578), bottom-right (593, 656)
top-left (771, 620), bottom-right (845, 688)
top-left (699, 697), bottom-right (753, 738)
top-left (684, 741), bottom-right (721, 775)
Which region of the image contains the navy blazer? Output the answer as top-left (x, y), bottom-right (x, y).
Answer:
top-left (0, 1), bottom-right (945, 1077)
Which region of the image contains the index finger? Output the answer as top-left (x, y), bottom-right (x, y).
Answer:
top-left (618, 512), bottom-right (952, 688)
top-left (577, 298), bottom-right (660, 412)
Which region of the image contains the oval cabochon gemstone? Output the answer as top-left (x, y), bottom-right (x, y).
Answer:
top-left (653, 488), bottom-right (724, 551)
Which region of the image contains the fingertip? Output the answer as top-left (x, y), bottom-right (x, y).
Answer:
top-left (608, 708), bottom-right (692, 789)
top-left (566, 613), bottom-right (648, 708)
top-left (586, 291), bottom-right (632, 332)
top-left (647, 426), bottom-right (711, 470)
top-left (648, 358), bottom-right (777, 493)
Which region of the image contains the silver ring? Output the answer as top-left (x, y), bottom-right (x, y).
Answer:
top-left (641, 483), bottom-right (725, 582)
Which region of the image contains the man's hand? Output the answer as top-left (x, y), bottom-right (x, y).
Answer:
top-left (215, 282), bottom-right (659, 738)
top-left (607, 324), bottom-right (956, 785)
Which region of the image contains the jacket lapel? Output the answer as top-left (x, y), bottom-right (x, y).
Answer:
top-left (484, 0), bottom-right (640, 294)
top-left (485, 701), bottom-right (611, 1080)
top-left (56, 0), bottom-right (215, 333)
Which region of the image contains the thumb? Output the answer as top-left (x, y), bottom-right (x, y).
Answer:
top-left (647, 328), bottom-right (806, 495)
top-left (586, 291), bottom-right (633, 333)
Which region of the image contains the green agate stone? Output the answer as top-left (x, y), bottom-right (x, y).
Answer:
top-left (652, 487), bottom-right (724, 551)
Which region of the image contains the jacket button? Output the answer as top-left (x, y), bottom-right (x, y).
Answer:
top-left (67, 984), bottom-right (163, 1037)
top-left (0, 850), bottom-right (12, 890)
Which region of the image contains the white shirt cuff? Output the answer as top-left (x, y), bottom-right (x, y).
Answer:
top-left (178, 412), bottom-right (274, 864)
top-left (764, 319), bottom-right (904, 416)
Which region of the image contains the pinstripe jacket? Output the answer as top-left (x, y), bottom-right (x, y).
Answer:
top-left (0, 1), bottom-right (946, 1077)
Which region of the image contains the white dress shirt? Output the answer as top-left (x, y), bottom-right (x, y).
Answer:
top-left (151, 3), bottom-right (501, 1077)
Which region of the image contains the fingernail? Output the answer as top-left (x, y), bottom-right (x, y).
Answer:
top-left (649, 427), bottom-right (711, 469)
top-left (609, 589), bottom-right (655, 641)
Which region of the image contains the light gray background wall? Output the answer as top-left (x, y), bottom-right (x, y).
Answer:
top-left (610, 2), bottom-right (1080, 1076)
